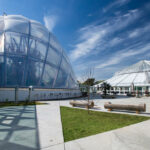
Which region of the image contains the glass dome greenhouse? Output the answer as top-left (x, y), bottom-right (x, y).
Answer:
top-left (0, 15), bottom-right (77, 88)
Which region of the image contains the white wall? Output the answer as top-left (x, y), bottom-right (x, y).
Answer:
top-left (0, 88), bottom-right (82, 102)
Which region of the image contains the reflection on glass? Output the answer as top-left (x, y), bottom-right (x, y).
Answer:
top-left (46, 47), bottom-right (61, 67)
top-left (6, 57), bottom-right (25, 85)
top-left (26, 60), bottom-right (43, 86)
top-left (0, 33), bottom-right (4, 53)
top-left (42, 64), bottom-right (57, 87)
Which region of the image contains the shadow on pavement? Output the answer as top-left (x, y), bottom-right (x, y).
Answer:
top-left (0, 105), bottom-right (40, 150)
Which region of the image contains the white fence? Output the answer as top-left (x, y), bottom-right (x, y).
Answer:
top-left (0, 88), bottom-right (82, 102)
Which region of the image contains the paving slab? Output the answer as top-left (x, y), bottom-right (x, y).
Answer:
top-left (65, 119), bottom-right (150, 150)
top-left (36, 101), bottom-right (64, 150)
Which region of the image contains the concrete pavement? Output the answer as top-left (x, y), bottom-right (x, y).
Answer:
top-left (36, 101), bottom-right (64, 150)
top-left (65, 119), bottom-right (150, 150)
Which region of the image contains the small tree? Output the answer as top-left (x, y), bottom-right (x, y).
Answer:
top-left (83, 78), bottom-right (95, 86)
top-left (101, 82), bottom-right (111, 96)
top-left (81, 67), bottom-right (94, 114)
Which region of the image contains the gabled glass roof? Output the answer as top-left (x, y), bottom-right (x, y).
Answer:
top-left (94, 60), bottom-right (150, 87)
top-left (115, 60), bottom-right (150, 75)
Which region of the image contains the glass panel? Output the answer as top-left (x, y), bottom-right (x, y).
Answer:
top-left (0, 16), bottom-right (4, 31)
top-left (0, 56), bottom-right (4, 86)
top-left (49, 34), bottom-right (62, 53)
top-left (6, 57), bottom-right (25, 86)
top-left (26, 60), bottom-right (44, 86)
top-left (63, 51), bottom-right (70, 65)
top-left (5, 15), bottom-right (28, 21)
top-left (54, 57), bottom-right (70, 88)
top-left (30, 20), bottom-right (49, 42)
top-left (5, 18), bottom-right (29, 34)
top-left (42, 64), bottom-right (57, 87)
top-left (0, 33), bottom-right (4, 53)
top-left (67, 75), bottom-right (73, 88)
top-left (46, 47), bottom-right (61, 66)
top-left (60, 57), bottom-right (70, 74)
top-left (29, 39), bottom-right (47, 60)
top-left (5, 32), bottom-right (28, 55)
top-left (54, 70), bottom-right (68, 88)
top-left (68, 74), bottom-right (77, 88)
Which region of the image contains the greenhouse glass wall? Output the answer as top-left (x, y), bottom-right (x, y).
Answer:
top-left (0, 15), bottom-right (77, 89)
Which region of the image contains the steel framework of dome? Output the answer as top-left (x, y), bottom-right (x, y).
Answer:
top-left (0, 15), bottom-right (77, 88)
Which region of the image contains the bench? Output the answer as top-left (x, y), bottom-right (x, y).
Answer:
top-left (70, 100), bottom-right (94, 109)
top-left (104, 102), bottom-right (146, 114)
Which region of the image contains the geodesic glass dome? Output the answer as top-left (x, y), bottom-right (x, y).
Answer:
top-left (0, 15), bottom-right (77, 88)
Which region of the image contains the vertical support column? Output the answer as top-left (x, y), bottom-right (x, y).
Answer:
top-left (28, 86), bottom-right (33, 101)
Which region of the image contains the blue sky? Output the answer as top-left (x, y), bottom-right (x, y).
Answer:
top-left (0, 0), bottom-right (150, 81)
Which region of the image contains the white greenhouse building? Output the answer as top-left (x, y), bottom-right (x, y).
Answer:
top-left (95, 60), bottom-right (150, 95)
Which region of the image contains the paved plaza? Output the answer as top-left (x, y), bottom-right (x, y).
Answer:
top-left (0, 96), bottom-right (150, 150)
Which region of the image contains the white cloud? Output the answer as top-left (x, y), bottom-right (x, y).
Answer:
top-left (69, 9), bottom-right (141, 61)
top-left (70, 29), bottom-right (106, 61)
top-left (96, 43), bottom-right (150, 69)
top-left (103, 0), bottom-right (130, 13)
top-left (43, 15), bottom-right (57, 31)
top-left (109, 37), bottom-right (123, 46)
top-left (128, 23), bottom-right (150, 38)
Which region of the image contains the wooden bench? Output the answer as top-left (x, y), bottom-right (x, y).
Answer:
top-left (70, 100), bottom-right (94, 109)
top-left (104, 102), bottom-right (146, 114)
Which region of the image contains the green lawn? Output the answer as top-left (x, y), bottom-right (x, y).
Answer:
top-left (60, 106), bottom-right (150, 142)
top-left (0, 101), bottom-right (46, 108)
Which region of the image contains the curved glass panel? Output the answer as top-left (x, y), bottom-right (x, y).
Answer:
top-left (5, 15), bottom-right (28, 21)
top-left (49, 34), bottom-right (62, 53)
top-left (0, 17), bottom-right (4, 31)
top-left (29, 39), bottom-right (47, 60)
top-left (5, 18), bottom-right (29, 34)
top-left (30, 20), bottom-right (49, 42)
top-left (42, 64), bottom-right (57, 87)
top-left (0, 33), bottom-right (4, 53)
top-left (46, 47), bottom-right (61, 67)
top-left (26, 60), bottom-right (43, 86)
top-left (0, 56), bottom-right (4, 85)
top-left (6, 56), bottom-right (25, 85)
top-left (5, 32), bottom-right (28, 55)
